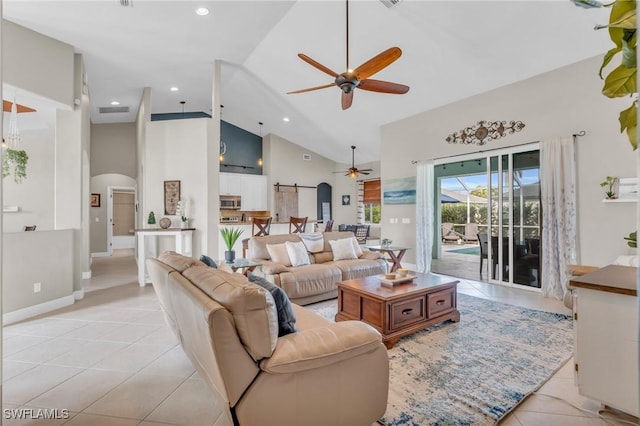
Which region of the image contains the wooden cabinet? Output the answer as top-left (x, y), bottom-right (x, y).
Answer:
top-left (219, 173), bottom-right (267, 211)
top-left (240, 174), bottom-right (267, 211)
top-left (220, 172), bottom-right (241, 196)
top-left (570, 265), bottom-right (638, 417)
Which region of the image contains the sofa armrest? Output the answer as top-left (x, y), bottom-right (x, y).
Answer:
top-left (359, 251), bottom-right (383, 260)
top-left (260, 321), bottom-right (383, 374)
top-left (259, 260), bottom-right (290, 275)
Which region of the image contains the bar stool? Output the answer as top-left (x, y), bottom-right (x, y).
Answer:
top-left (242, 217), bottom-right (272, 258)
top-left (289, 216), bottom-right (308, 234)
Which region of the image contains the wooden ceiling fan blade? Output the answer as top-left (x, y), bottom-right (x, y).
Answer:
top-left (359, 171), bottom-right (371, 175)
top-left (353, 47), bottom-right (402, 81)
top-left (341, 91), bottom-right (354, 110)
top-left (287, 83), bottom-right (335, 95)
top-left (358, 79), bottom-right (409, 94)
top-left (333, 170), bottom-right (349, 173)
top-left (3, 100), bottom-right (36, 113)
top-left (298, 54), bottom-right (339, 78)
top-left (358, 168), bottom-right (374, 172)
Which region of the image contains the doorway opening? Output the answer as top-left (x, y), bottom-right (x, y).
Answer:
top-left (108, 186), bottom-right (136, 255)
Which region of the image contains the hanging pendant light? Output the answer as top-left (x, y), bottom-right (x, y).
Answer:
top-left (5, 99), bottom-right (20, 149)
top-left (257, 121), bottom-right (263, 166)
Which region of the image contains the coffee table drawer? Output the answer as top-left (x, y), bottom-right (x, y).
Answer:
top-left (389, 297), bottom-right (425, 330)
top-left (428, 288), bottom-right (455, 317)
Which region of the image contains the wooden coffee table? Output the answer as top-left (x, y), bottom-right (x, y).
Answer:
top-left (335, 273), bottom-right (460, 349)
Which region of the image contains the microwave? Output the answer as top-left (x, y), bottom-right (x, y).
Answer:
top-left (220, 195), bottom-right (241, 210)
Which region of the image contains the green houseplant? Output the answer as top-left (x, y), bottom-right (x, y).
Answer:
top-left (573, 0), bottom-right (637, 150)
top-left (600, 176), bottom-right (619, 199)
top-left (2, 149), bottom-right (28, 183)
top-left (220, 227), bottom-right (244, 263)
top-left (624, 230), bottom-right (637, 248)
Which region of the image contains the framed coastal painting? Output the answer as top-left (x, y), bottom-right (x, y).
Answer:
top-left (383, 177), bottom-right (416, 205)
top-left (164, 180), bottom-right (181, 215)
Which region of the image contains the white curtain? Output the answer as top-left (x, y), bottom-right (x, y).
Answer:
top-left (540, 137), bottom-right (577, 299)
top-left (416, 160), bottom-right (435, 273)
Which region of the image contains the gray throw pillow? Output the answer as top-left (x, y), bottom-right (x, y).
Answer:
top-left (248, 273), bottom-right (297, 336)
top-left (199, 255), bottom-right (218, 269)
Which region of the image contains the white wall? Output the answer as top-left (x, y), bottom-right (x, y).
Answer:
top-left (263, 133), bottom-right (337, 221)
top-left (2, 20), bottom-right (74, 109)
top-left (90, 174), bottom-right (137, 254)
top-left (332, 160), bottom-right (380, 226)
top-left (91, 123), bottom-right (136, 178)
top-left (144, 118), bottom-right (210, 256)
top-left (380, 55), bottom-right (636, 267)
top-left (2, 129), bottom-right (55, 232)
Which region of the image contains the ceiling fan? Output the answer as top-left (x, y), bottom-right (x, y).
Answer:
top-left (335, 146), bottom-right (373, 178)
top-left (287, 0), bottom-right (409, 110)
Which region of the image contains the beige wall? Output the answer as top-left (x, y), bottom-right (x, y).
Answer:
top-left (91, 123), bottom-right (136, 178)
top-left (380, 55), bottom-right (636, 267)
top-left (3, 230), bottom-right (73, 314)
top-left (332, 160), bottom-right (381, 227)
top-left (263, 134), bottom-right (337, 222)
top-left (2, 20), bottom-right (74, 108)
top-left (90, 174), bottom-right (137, 254)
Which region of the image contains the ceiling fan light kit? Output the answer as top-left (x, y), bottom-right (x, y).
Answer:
top-left (288, 0), bottom-right (409, 110)
top-left (335, 145), bottom-right (373, 178)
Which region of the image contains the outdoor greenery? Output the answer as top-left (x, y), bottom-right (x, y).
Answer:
top-left (2, 149), bottom-right (28, 183)
top-left (574, 0), bottom-right (637, 149)
top-left (364, 203), bottom-right (381, 224)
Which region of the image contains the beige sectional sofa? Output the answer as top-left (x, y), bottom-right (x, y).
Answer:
top-left (248, 231), bottom-right (388, 305)
top-left (147, 252), bottom-right (389, 426)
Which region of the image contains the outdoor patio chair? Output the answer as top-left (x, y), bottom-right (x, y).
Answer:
top-left (478, 233), bottom-right (489, 276)
top-left (442, 223), bottom-right (463, 243)
top-left (464, 223), bottom-right (479, 242)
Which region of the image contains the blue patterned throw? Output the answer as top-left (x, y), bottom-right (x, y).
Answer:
top-left (306, 293), bottom-right (573, 425)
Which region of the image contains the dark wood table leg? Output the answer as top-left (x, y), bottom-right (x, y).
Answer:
top-left (387, 249), bottom-right (407, 272)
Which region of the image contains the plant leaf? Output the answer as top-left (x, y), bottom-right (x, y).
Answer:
top-left (619, 103), bottom-right (637, 150)
top-left (607, 0), bottom-right (636, 47)
top-left (599, 46), bottom-right (622, 78)
top-left (571, 0), bottom-right (605, 8)
top-left (621, 31), bottom-right (637, 68)
top-left (602, 64), bottom-right (637, 97)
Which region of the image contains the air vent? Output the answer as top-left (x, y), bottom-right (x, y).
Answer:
top-left (303, 154), bottom-right (311, 161)
top-left (99, 106), bottom-right (130, 114)
top-left (380, 0), bottom-right (402, 7)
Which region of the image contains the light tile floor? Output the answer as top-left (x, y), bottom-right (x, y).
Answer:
top-left (2, 254), bottom-right (635, 425)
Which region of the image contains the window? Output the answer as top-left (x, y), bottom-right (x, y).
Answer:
top-left (363, 179), bottom-right (381, 224)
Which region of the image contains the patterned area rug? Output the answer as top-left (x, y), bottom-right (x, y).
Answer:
top-left (305, 293), bottom-right (573, 425)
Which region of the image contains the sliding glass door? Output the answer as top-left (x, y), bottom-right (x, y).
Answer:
top-left (487, 146), bottom-right (541, 290)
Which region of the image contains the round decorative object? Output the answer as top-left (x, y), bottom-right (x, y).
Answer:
top-left (159, 217), bottom-right (171, 229)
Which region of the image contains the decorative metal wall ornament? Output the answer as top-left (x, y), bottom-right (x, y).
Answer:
top-left (446, 120), bottom-right (526, 146)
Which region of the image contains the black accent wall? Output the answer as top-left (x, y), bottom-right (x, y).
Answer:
top-left (220, 121), bottom-right (263, 175)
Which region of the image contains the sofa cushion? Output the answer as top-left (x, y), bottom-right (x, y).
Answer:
top-left (329, 238), bottom-right (358, 261)
top-left (158, 251), bottom-right (206, 272)
top-left (311, 251), bottom-right (334, 264)
top-left (248, 273), bottom-right (297, 337)
top-left (249, 234), bottom-right (301, 260)
top-left (267, 243), bottom-right (292, 266)
top-left (299, 233), bottom-right (324, 253)
top-left (278, 264), bottom-right (342, 300)
top-left (285, 241), bottom-right (310, 267)
top-left (182, 266), bottom-right (278, 361)
top-left (199, 254), bottom-right (218, 268)
top-left (331, 258), bottom-right (388, 280)
top-left (351, 236), bottom-right (364, 257)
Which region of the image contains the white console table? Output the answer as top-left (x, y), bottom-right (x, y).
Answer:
top-left (136, 228), bottom-right (195, 287)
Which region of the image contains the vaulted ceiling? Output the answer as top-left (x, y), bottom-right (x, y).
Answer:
top-left (3, 1), bottom-right (611, 163)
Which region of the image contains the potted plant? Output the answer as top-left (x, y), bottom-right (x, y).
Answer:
top-left (600, 176), bottom-right (619, 199)
top-left (2, 149), bottom-right (28, 183)
top-left (220, 227), bottom-right (244, 263)
top-left (381, 238), bottom-right (392, 247)
top-left (177, 200), bottom-right (189, 228)
top-left (624, 231), bottom-right (637, 248)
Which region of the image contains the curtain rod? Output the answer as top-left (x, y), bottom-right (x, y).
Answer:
top-left (410, 130), bottom-right (587, 164)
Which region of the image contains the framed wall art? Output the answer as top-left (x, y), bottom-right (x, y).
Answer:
top-left (164, 180), bottom-right (181, 215)
top-left (342, 195), bottom-right (351, 206)
top-left (91, 193), bottom-right (101, 207)
top-left (383, 177), bottom-right (416, 205)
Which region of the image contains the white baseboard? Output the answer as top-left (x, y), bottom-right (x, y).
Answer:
top-left (3, 295), bottom-right (75, 325)
top-left (91, 252), bottom-right (109, 258)
top-left (82, 271), bottom-right (92, 279)
top-left (73, 289), bottom-right (85, 300)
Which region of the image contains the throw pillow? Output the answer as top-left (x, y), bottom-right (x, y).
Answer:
top-left (329, 238), bottom-right (358, 261)
top-left (199, 255), bottom-right (218, 268)
top-left (248, 273), bottom-right (297, 337)
top-left (351, 236), bottom-right (364, 257)
top-left (285, 241), bottom-right (311, 267)
top-left (299, 233), bottom-right (324, 253)
top-left (266, 243), bottom-right (292, 266)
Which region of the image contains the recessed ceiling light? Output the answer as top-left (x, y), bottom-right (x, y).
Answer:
top-left (110, 101), bottom-right (120, 106)
top-left (170, 87), bottom-right (179, 92)
top-left (195, 7), bottom-right (209, 16)
top-left (283, 117), bottom-right (290, 122)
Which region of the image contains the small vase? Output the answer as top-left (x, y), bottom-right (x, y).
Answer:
top-left (225, 250), bottom-right (236, 263)
top-left (181, 220), bottom-right (189, 229)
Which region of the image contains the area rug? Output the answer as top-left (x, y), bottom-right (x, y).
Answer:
top-left (447, 246), bottom-right (481, 256)
top-left (306, 293), bottom-right (573, 425)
